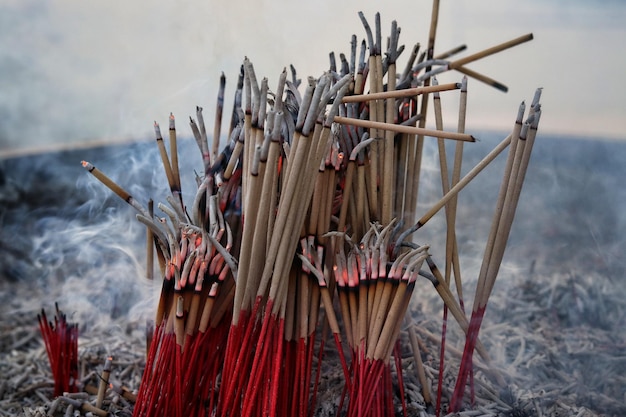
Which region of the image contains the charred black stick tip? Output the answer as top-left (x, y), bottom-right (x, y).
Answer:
top-left (358, 11), bottom-right (375, 53)
top-left (418, 267), bottom-right (438, 286)
top-left (392, 222), bottom-right (423, 256)
top-left (374, 12), bottom-right (382, 54)
top-left (494, 82), bottom-right (508, 93)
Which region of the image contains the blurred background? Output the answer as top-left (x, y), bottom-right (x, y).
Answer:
top-left (1, 0), bottom-right (625, 157)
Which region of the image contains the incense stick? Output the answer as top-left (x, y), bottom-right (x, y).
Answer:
top-left (341, 82), bottom-right (460, 103)
top-left (334, 115), bottom-right (476, 142)
top-left (81, 161), bottom-right (149, 218)
top-left (448, 33), bottom-right (534, 70)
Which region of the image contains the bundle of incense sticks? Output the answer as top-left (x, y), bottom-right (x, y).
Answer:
top-left (82, 2), bottom-right (542, 416)
top-left (320, 223), bottom-right (429, 417)
top-left (449, 90), bottom-right (542, 412)
top-left (83, 104), bottom-right (240, 416)
top-left (37, 303), bottom-right (79, 397)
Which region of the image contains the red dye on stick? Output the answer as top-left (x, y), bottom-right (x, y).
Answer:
top-left (37, 303), bottom-right (79, 397)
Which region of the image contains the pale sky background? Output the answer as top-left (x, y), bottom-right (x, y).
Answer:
top-left (1, 0), bottom-right (625, 156)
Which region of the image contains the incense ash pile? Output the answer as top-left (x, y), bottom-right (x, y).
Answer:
top-left (4, 2), bottom-right (623, 417)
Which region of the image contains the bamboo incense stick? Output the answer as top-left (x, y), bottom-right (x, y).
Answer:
top-left (341, 82), bottom-right (460, 103)
top-left (81, 161), bottom-right (150, 218)
top-left (333, 116), bottom-right (476, 142)
top-left (154, 122), bottom-right (179, 199)
top-left (431, 77), bottom-right (462, 413)
top-left (434, 44), bottom-right (467, 60)
top-left (381, 21), bottom-right (399, 224)
top-left (448, 33), bottom-right (534, 70)
top-left (454, 65), bottom-right (508, 92)
top-left (406, 0), bottom-right (439, 228)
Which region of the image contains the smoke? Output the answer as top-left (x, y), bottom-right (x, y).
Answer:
top-left (0, 134), bottom-right (208, 331)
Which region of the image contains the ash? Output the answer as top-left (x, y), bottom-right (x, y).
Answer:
top-left (1, 134), bottom-right (625, 416)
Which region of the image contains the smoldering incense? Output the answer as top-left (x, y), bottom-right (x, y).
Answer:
top-left (81, 160), bottom-right (149, 218)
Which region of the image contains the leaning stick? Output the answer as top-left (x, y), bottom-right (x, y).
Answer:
top-left (333, 116), bottom-right (476, 142)
top-left (434, 44), bottom-right (467, 60)
top-left (448, 33), bottom-right (534, 70)
top-left (454, 66), bottom-right (508, 93)
top-left (341, 82), bottom-right (460, 103)
top-left (81, 161), bottom-right (149, 218)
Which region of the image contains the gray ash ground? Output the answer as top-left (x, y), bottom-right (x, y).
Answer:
top-left (1, 132), bottom-right (625, 416)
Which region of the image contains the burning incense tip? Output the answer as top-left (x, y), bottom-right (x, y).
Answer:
top-left (81, 160), bottom-right (149, 217)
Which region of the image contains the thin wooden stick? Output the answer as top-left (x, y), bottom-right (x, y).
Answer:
top-left (434, 44), bottom-right (467, 60)
top-left (454, 66), bottom-right (508, 93)
top-left (382, 20), bottom-right (399, 224)
top-left (341, 82), bottom-right (460, 103)
top-left (334, 116), bottom-right (476, 142)
top-left (448, 33), bottom-right (533, 70)
top-left (153, 122), bottom-right (178, 196)
top-left (448, 77), bottom-right (468, 308)
top-left (81, 161), bottom-right (149, 217)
